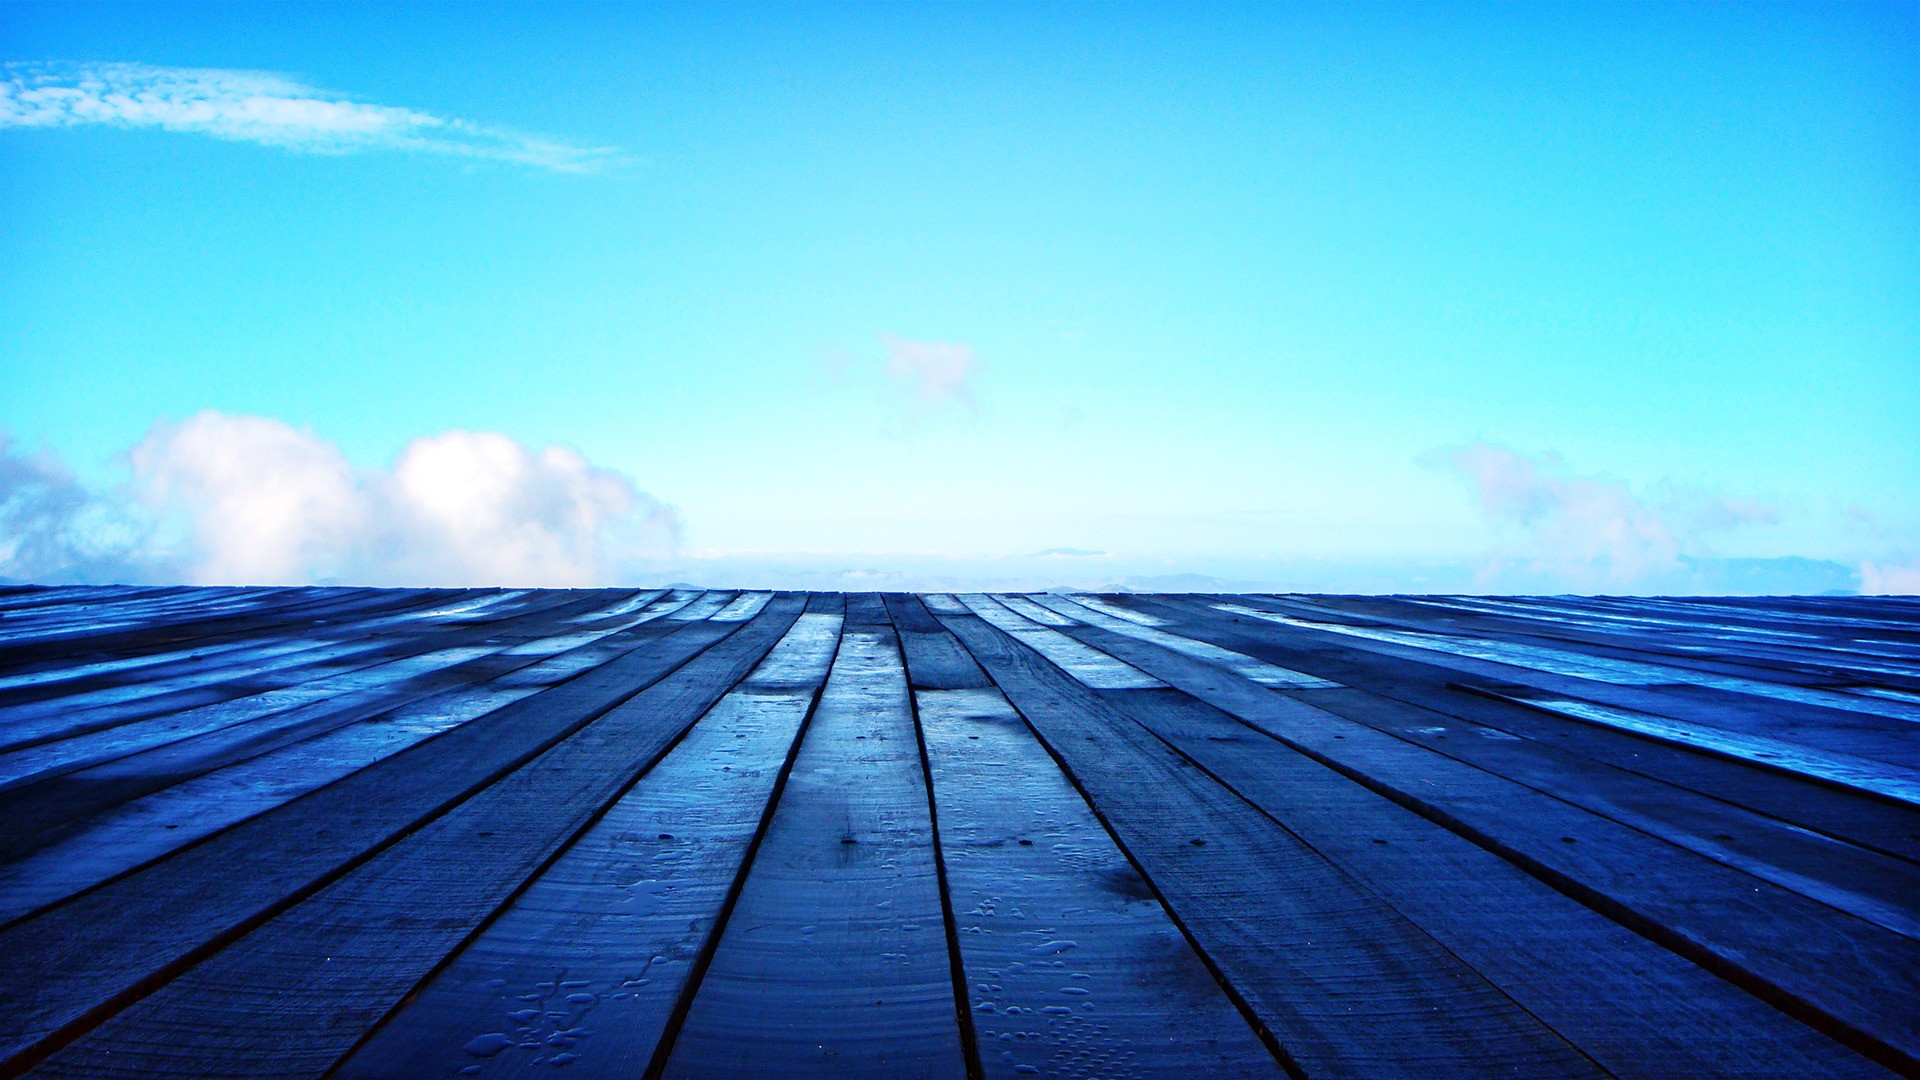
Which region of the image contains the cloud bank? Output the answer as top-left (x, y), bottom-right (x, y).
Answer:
top-left (1429, 441), bottom-right (1786, 589)
top-left (1, 413), bottom-right (678, 586)
top-left (0, 62), bottom-right (618, 172)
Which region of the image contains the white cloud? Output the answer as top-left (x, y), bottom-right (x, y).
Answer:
top-left (131, 413), bottom-right (364, 584)
top-left (0, 62), bottom-right (618, 172)
top-left (373, 429), bottom-right (671, 587)
top-left (1428, 441), bottom-right (1779, 588)
top-left (1860, 561), bottom-right (1920, 596)
top-left (0, 413), bottom-right (678, 586)
top-left (0, 434), bottom-right (154, 584)
top-left (879, 334), bottom-right (977, 410)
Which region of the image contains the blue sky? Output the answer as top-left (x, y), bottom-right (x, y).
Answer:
top-left (2, 2), bottom-right (1916, 592)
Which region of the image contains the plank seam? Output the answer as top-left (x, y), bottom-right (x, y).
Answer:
top-left (1149, 596), bottom-right (1920, 872)
top-left (324, 597), bottom-right (808, 1080)
top-left (1086, 685), bottom-right (1615, 1077)
top-left (0, 594), bottom-right (710, 934)
top-left (933, 609), bottom-right (1309, 1080)
top-left (0, 611), bottom-right (751, 1080)
top-left (899, 630), bottom-right (987, 1080)
top-left (1450, 681), bottom-right (1920, 817)
top-left (1212, 692), bottom-right (1920, 1078)
top-left (640, 610), bottom-right (846, 1080)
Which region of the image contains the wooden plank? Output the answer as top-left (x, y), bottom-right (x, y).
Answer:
top-left (0, 608), bottom-right (755, 1074)
top-left (0, 587), bottom-right (285, 642)
top-left (1103, 597), bottom-right (1920, 1074)
top-left (0, 591), bottom-right (721, 925)
top-left (0, 586), bottom-right (470, 672)
top-left (25, 596), bottom-right (809, 1080)
top-left (916, 684), bottom-right (1284, 1078)
top-left (0, 589), bottom-right (521, 748)
top-left (1601, 595), bottom-right (1920, 640)
top-left (1400, 596), bottom-right (1920, 688)
top-left (843, 591), bottom-right (892, 627)
top-left (0, 605), bottom-right (512, 755)
top-left (0, 585), bottom-right (162, 612)
top-left (1470, 687), bottom-right (1920, 809)
top-left (0, 588), bottom-right (451, 710)
top-left (0, 636), bottom-right (390, 748)
top-left (659, 626), bottom-right (968, 1079)
top-left (954, 595), bottom-right (1162, 690)
top-left (335, 604), bottom-right (843, 1079)
top-left (1217, 598), bottom-right (1920, 755)
top-left (1123, 595), bottom-right (1920, 865)
top-left (0, 594), bottom-right (630, 854)
top-left (0, 588), bottom-right (245, 659)
top-left (1023, 593), bottom-right (1335, 688)
top-left (0, 586), bottom-right (536, 709)
top-left (883, 593), bottom-right (990, 690)
top-left (1194, 678), bottom-right (1920, 942)
top-left (932, 605), bottom-right (1602, 1079)
top-left (1045, 628), bottom-right (1890, 1077)
top-left (0, 589), bottom-right (617, 797)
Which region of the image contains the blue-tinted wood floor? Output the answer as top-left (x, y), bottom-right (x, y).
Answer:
top-left (0, 586), bottom-right (1917, 1078)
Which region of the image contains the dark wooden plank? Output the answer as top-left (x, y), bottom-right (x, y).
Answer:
top-left (0, 587), bottom-right (284, 641)
top-left (659, 626), bottom-right (968, 1079)
top-left (0, 585), bottom-right (524, 706)
top-left (843, 591), bottom-right (891, 627)
top-left (1290, 683), bottom-right (1920, 939)
top-left (1608, 595), bottom-right (1920, 640)
top-left (24, 596), bottom-right (809, 1079)
top-left (0, 589), bottom-right (515, 746)
top-left (0, 591), bottom-right (636, 852)
top-left (0, 608), bottom-right (756, 1074)
top-left (1108, 596), bottom-right (1920, 1074)
top-left (1464, 686), bottom-right (1920, 810)
top-left (0, 588), bottom-right (455, 710)
top-left (0, 637), bottom-right (384, 743)
top-left (1041, 624), bottom-right (1890, 1077)
top-left (0, 591), bottom-right (673, 827)
top-left (1021, 594), bottom-right (1333, 689)
top-left (934, 599), bottom-right (1601, 1079)
top-left (916, 684), bottom-right (1284, 1078)
top-left (1397, 596), bottom-right (1920, 689)
top-left (0, 585), bottom-right (164, 613)
top-left (0, 586), bottom-right (465, 672)
top-left (947, 594), bottom-right (1163, 690)
top-left (884, 593), bottom-right (990, 690)
top-left (1156, 670), bottom-right (1920, 941)
top-left (1121, 595), bottom-right (1920, 865)
top-left (0, 594), bottom-right (521, 754)
top-left (0, 589), bottom-right (622, 798)
top-left (335, 603), bottom-right (843, 1079)
top-left (0, 592), bottom-right (716, 925)
top-left (1221, 597), bottom-right (1920, 761)
top-left (0, 588), bottom-right (270, 655)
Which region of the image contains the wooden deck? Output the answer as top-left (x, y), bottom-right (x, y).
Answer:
top-left (0, 586), bottom-right (1916, 1079)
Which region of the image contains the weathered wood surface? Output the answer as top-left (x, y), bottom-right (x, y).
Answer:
top-left (0, 587), bottom-right (1915, 1078)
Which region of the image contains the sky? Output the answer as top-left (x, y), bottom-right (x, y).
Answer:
top-left (2, 2), bottom-right (1916, 593)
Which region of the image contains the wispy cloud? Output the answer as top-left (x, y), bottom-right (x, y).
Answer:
top-left (1427, 440), bottom-right (1779, 588)
top-left (0, 413), bottom-right (679, 586)
top-left (0, 62), bottom-right (619, 172)
top-left (879, 334), bottom-right (978, 411)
